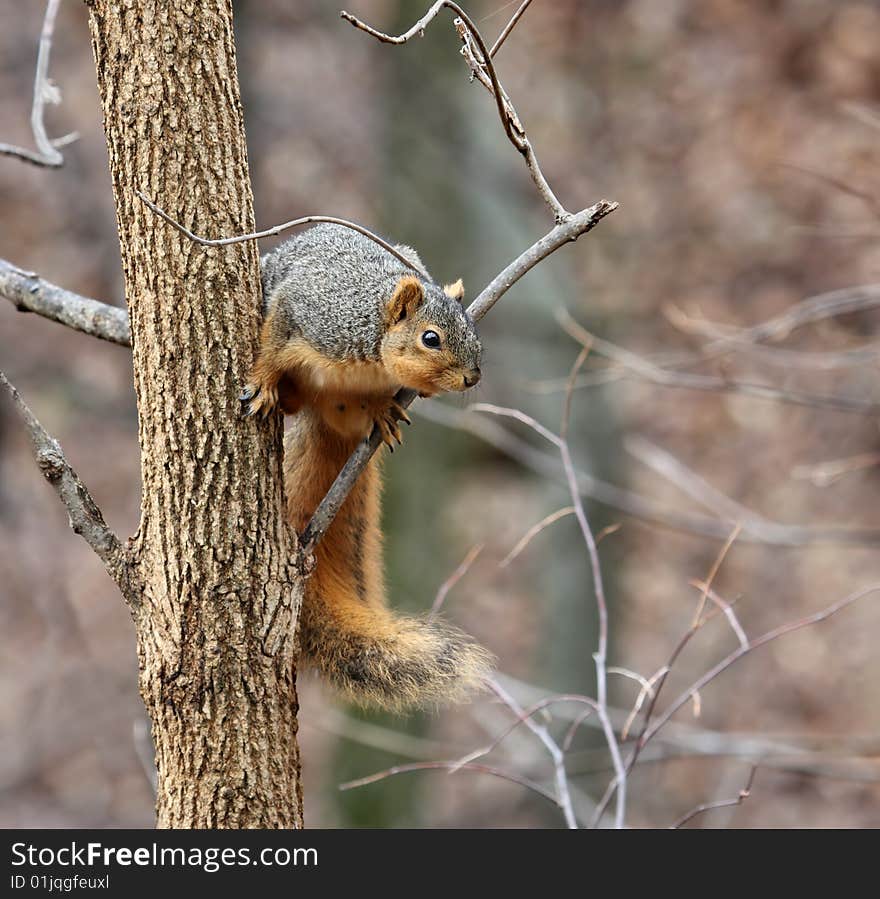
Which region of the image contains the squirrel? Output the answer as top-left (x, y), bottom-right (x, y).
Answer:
top-left (241, 223), bottom-right (495, 711)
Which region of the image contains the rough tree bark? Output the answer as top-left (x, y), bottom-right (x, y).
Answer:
top-left (86, 0), bottom-right (303, 827)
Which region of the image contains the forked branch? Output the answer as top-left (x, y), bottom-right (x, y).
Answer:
top-left (0, 0), bottom-right (78, 168)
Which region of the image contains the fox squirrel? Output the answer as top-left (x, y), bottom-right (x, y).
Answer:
top-left (241, 223), bottom-right (494, 710)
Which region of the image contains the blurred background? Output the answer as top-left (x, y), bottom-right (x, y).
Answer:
top-left (2, 0), bottom-right (880, 828)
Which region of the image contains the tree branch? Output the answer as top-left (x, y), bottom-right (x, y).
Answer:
top-left (0, 258), bottom-right (131, 346)
top-left (669, 766), bottom-right (757, 829)
top-left (343, 1), bottom-right (568, 220)
top-left (0, 0), bottom-right (78, 168)
top-left (135, 192), bottom-right (423, 272)
top-left (0, 371), bottom-right (137, 607)
top-left (489, 0), bottom-right (534, 58)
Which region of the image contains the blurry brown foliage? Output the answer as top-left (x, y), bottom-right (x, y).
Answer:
top-left (2, 0), bottom-right (880, 827)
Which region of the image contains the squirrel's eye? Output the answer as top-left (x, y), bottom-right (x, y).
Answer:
top-left (421, 330), bottom-right (442, 349)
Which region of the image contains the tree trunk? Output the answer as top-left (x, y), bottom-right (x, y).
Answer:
top-left (87, 0), bottom-right (303, 828)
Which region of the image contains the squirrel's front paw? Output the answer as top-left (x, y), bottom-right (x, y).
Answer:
top-left (373, 399), bottom-right (411, 450)
top-left (239, 381), bottom-right (278, 418)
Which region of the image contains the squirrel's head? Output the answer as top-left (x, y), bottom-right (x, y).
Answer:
top-left (380, 276), bottom-right (482, 396)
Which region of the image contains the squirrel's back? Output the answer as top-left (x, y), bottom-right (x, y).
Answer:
top-left (261, 224), bottom-right (422, 362)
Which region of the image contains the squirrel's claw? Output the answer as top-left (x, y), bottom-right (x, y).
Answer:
top-left (374, 399), bottom-right (409, 448)
top-left (375, 417), bottom-right (402, 449)
top-left (389, 400), bottom-right (412, 427)
top-left (239, 382), bottom-right (278, 418)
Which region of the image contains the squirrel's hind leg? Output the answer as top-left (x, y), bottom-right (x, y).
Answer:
top-left (317, 394), bottom-right (411, 448)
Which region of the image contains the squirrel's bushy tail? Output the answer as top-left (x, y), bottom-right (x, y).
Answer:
top-left (298, 594), bottom-right (495, 711)
top-left (286, 411), bottom-right (494, 711)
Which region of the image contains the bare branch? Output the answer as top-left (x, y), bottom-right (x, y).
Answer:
top-left (485, 678), bottom-right (581, 829)
top-left (500, 672), bottom-right (880, 781)
top-left (341, 2), bottom-right (517, 145)
top-left (500, 506), bottom-right (575, 568)
top-left (689, 581), bottom-right (749, 651)
top-left (343, 0), bottom-right (571, 220)
top-left (669, 766), bottom-right (757, 829)
top-left (562, 707), bottom-right (597, 753)
top-left (489, 0), bottom-right (534, 58)
top-left (300, 201), bottom-right (616, 554)
top-left (0, 0), bottom-right (78, 168)
top-left (526, 285), bottom-right (880, 394)
top-left (644, 583), bottom-right (880, 744)
top-left (691, 524), bottom-right (741, 627)
top-left (0, 371), bottom-right (137, 607)
top-left (791, 452), bottom-right (880, 487)
top-left (608, 666), bottom-right (656, 699)
top-left (624, 434), bottom-right (880, 548)
top-left (592, 582), bottom-right (880, 823)
top-left (136, 191), bottom-right (422, 271)
top-left (620, 670), bottom-right (665, 741)
top-left (418, 401), bottom-right (880, 547)
top-left (456, 693), bottom-right (598, 773)
top-left (666, 305), bottom-right (880, 371)
top-left (558, 309), bottom-right (880, 415)
top-left (0, 258), bottom-right (131, 345)
top-left (469, 397), bottom-right (628, 829)
top-left (429, 543), bottom-right (483, 619)
top-left (339, 760), bottom-right (558, 805)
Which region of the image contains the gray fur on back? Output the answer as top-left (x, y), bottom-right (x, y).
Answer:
top-left (260, 224), bottom-right (480, 367)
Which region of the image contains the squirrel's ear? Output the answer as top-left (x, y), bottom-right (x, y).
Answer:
top-left (443, 279), bottom-right (465, 303)
top-left (386, 275), bottom-right (425, 326)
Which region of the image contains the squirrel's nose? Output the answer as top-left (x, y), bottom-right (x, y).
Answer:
top-left (463, 368), bottom-right (481, 389)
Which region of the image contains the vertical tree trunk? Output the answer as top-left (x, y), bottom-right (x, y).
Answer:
top-left (87, 0), bottom-right (303, 828)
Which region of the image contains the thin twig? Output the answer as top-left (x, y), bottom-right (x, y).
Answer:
top-left (418, 401), bottom-right (880, 547)
top-left (669, 766), bottom-right (757, 829)
top-left (561, 348), bottom-right (629, 829)
top-left (689, 580), bottom-right (748, 650)
top-left (620, 670), bottom-right (665, 741)
top-left (0, 0), bottom-right (78, 168)
top-left (339, 760), bottom-right (558, 805)
top-left (791, 452), bottom-right (880, 487)
top-left (691, 524), bottom-right (741, 628)
top-left (485, 677), bottom-right (580, 829)
top-left (0, 258), bottom-right (131, 345)
top-left (562, 707), bottom-right (597, 753)
top-left (592, 582), bottom-right (880, 823)
top-left (470, 399), bottom-right (628, 828)
top-left (429, 543), bottom-right (483, 619)
top-left (608, 666), bottom-right (656, 700)
top-left (136, 191), bottom-right (421, 271)
top-left (561, 346), bottom-right (591, 441)
top-left (624, 434), bottom-right (880, 548)
top-left (558, 309), bottom-right (880, 415)
top-left (0, 371), bottom-right (137, 606)
top-left (645, 583), bottom-right (880, 743)
top-left (341, 2), bottom-right (518, 148)
top-left (489, 0), bottom-right (534, 57)
top-left (343, 1), bottom-right (569, 219)
top-left (500, 506), bottom-right (575, 568)
top-left (666, 306), bottom-right (880, 371)
top-left (527, 285), bottom-right (880, 394)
